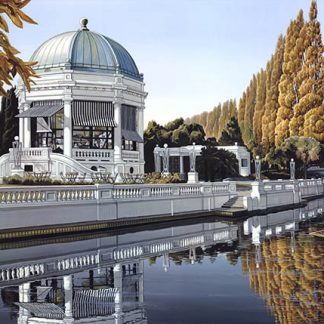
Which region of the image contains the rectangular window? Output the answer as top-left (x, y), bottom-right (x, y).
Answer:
top-left (241, 159), bottom-right (248, 167)
top-left (72, 126), bottom-right (114, 149)
top-left (34, 109), bottom-right (64, 153)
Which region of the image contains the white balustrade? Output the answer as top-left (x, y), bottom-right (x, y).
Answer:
top-left (122, 150), bottom-right (140, 161)
top-left (180, 185), bottom-right (201, 195)
top-left (149, 242), bottom-right (173, 253)
top-left (9, 147), bottom-right (51, 160)
top-left (0, 263), bottom-right (45, 282)
top-left (150, 186), bottom-right (173, 197)
top-left (213, 230), bottom-right (230, 241)
top-left (0, 185), bottom-right (96, 205)
top-left (56, 253), bottom-right (99, 271)
top-left (179, 235), bottom-right (205, 248)
top-left (212, 183), bottom-right (230, 193)
top-left (72, 148), bottom-right (114, 163)
top-left (113, 246), bottom-right (143, 260)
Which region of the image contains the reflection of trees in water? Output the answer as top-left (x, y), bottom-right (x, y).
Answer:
top-left (1, 287), bottom-right (18, 320)
top-left (168, 242), bottom-right (239, 266)
top-left (241, 230), bottom-right (324, 323)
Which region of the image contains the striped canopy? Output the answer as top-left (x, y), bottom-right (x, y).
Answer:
top-left (72, 100), bottom-right (116, 127)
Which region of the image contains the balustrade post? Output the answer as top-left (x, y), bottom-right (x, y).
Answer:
top-left (250, 181), bottom-right (266, 210)
top-left (63, 97), bottom-right (72, 157)
top-left (113, 263), bottom-right (124, 324)
top-left (18, 282), bottom-right (31, 324)
top-left (138, 260), bottom-right (144, 304)
top-left (63, 275), bottom-right (74, 322)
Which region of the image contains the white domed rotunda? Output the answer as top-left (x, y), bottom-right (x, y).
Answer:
top-left (11, 18), bottom-right (147, 177)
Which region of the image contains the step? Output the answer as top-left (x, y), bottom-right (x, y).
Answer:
top-left (222, 196), bottom-right (244, 209)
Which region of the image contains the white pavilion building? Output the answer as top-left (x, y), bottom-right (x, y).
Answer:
top-left (0, 18), bottom-right (147, 178)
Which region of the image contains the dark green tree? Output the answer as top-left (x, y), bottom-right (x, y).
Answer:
top-left (197, 146), bottom-right (239, 181)
top-left (281, 136), bottom-right (320, 178)
top-left (171, 124), bottom-right (190, 146)
top-left (144, 119), bottom-right (206, 172)
top-left (165, 117), bottom-right (184, 132)
top-left (0, 87), bottom-right (19, 155)
top-left (218, 117), bottom-right (244, 146)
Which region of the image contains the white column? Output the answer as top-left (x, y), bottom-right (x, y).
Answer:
top-left (138, 260), bottom-right (144, 304)
top-left (23, 103), bottom-right (31, 148)
top-left (137, 107), bottom-right (144, 162)
top-left (113, 263), bottom-right (124, 324)
top-left (114, 102), bottom-right (122, 163)
top-left (63, 275), bottom-right (74, 322)
top-left (63, 99), bottom-right (72, 157)
top-left (18, 105), bottom-right (25, 148)
top-left (18, 282), bottom-right (30, 324)
top-left (180, 155), bottom-right (184, 174)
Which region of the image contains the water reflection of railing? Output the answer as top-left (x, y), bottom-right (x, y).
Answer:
top-left (57, 254), bottom-right (100, 271)
top-left (0, 263), bottom-right (45, 281)
top-left (0, 226), bottom-right (238, 285)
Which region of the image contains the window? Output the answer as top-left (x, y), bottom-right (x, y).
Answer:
top-left (122, 138), bottom-right (137, 151)
top-left (241, 159), bottom-right (248, 167)
top-left (72, 126), bottom-right (114, 149)
top-left (34, 110), bottom-right (64, 152)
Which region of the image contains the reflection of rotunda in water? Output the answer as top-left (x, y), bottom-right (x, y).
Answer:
top-left (13, 261), bottom-right (146, 323)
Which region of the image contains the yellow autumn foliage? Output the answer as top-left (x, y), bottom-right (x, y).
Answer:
top-left (0, 0), bottom-right (38, 96)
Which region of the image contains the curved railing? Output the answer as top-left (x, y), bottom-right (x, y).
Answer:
top-left (0, 154), bottom-right (9, 178)
top-left (50, 153), bottom-right (95, 179)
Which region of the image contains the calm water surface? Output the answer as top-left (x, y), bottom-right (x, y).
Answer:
top-left (0, 199), bottom-right (323, 324)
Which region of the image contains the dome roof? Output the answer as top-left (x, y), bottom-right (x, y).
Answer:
top-left (30, 19), bottom-right (142, 80)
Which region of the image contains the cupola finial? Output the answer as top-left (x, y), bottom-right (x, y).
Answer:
top-left (80, 18), bottom-right (89, 30)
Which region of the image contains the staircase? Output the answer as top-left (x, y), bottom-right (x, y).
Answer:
top-left (222, 196), bottom-right (244, 209)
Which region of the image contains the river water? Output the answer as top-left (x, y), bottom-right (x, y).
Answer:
top-left (0, 198), bottom-right (323, 323)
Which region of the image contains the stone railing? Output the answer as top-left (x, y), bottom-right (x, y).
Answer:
top-left (9, 147), bottom-right (51, 159)
top-left (297, 179), bottom-right (323, 197)
top-left (72, 148), bottom-right (114, 163)
top-left (0, 153), bottom-right (10, 178)
top-left (244, 179), bottom-right (323, 211)
top-left (0, 182), bottom-right (235, 207)
top-left (122, 150), bottom-right (140, 161)
top-left (0, 185), bottom-right (97, 205)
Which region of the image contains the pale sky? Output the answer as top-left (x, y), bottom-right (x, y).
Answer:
top-left (7, 0), bottom-right (324, 126)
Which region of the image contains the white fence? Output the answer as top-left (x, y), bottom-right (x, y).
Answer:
top-left (72, 148), bottom-right (114, 163)
top-left (244, 179), bottom-right (323, 211)
top-left (0, 182), bottom-right (236, 207)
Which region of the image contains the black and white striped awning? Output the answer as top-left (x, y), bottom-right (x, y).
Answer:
top-left (16, 104), bottom-right (63, 118)
top-left (122, 129), bottom-right (143, 142)
top-left (72, 101), bottom-right (116, 127)
top-left (15, 302), bottom-right (64, 319)
top-left (73, 288), bottom-right (117, 318)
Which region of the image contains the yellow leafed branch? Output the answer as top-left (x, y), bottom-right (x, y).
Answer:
top-left (0, 0), bottom-right (38, 96)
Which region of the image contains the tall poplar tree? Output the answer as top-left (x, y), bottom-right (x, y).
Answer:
top-left (243, 74), bottom-right (257, 148)
top-left (290, 1), bottom-right (323, 140)
top-left (253, 69), bottom-right (267, 145)
top-left (275, 10), bottom-right (304, 147)
top-left (212, 104), bottom-right (222, 139)
top-left (261, 36), bottom-right (285, 152)
top-left (238, 91), bottom-right (246, 138)
top-left (301, 1), bottom-right (324, 143)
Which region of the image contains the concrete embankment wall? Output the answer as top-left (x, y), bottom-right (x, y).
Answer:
top-left (0, 182), bottom-right (236, 232)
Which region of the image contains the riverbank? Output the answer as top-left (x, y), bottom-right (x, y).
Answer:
top-left (0, 179), bottom-right (322, 241)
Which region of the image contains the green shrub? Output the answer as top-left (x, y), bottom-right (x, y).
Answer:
top-left (3, 175), bottom-right (23, 184)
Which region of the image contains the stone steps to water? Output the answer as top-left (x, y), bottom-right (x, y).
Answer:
top-left (222, 196), bottom-right (244, 209)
